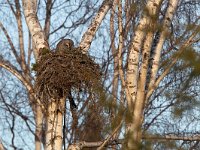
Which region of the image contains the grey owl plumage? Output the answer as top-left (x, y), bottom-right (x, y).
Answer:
top-left (56, 39), bottom-right (74, 53)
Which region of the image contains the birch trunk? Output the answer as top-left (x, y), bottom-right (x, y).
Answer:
top-left (126, 0), bottom-right (162, 110)
top-left (126, 0), bottom-right (179, 149)
top-left (22, 1), bottom-right (64, 150)
top-left (22, 0), bottom-right (49, 58)
top-left (45, 98), bottom-right (65, 150)
top-left (126, 0), bottom-right (162, 149)
top-left (35, 105), bottom-right (43, 150)
top-left (148, 0), bottom-right (179, 96)
top-left (79, 0), bottom-right (114, 53)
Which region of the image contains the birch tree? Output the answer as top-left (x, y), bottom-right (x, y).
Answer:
top-left (109, 0), bottom-right (200, 149)
top-left (0, 0), bottom-right (200, 150)
top-left (22, 0), bottom-right (113, 150)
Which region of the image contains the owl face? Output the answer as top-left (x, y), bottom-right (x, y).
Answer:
top-left (56, 39), bottom-right (74, 52)
top-left (63, 39), bottom-right (74, 49)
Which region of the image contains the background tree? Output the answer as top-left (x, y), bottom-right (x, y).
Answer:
top-left (0, 0), bottom-right (200, 150)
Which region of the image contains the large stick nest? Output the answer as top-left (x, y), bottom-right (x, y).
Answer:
top-left (34, 47), bottom-right (101, 105)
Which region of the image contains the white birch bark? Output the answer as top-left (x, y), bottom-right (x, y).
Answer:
top-left (126, 0), bottom-right (162, 149)
top-left (117, 0), bottom-right (132, 105)
top-left (0, 139), bottom-right (5, 150)
top-left (22, 0), bottom-right (49, 59)
top-left (22, 1), bottom-right (65, 150)
top-left (131, 33), bottom-right (155, 148)
top-left (126, 0), bottom-right (162, 110)
top-left (131, 0), bottom-right (162, 145)
top-left (79, 0), bottom-right (114, 54)
top-left (45, 98), bottom-right (65, 150)
top-left (148, 0), bottom-right (179, 96)
top-left (35, 106), bottom-right (43, 150)
top-left (146, 30), bottom-right (198, 101)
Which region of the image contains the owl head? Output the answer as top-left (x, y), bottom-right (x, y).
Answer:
top-left (56, 39), bottom-right (74, 52)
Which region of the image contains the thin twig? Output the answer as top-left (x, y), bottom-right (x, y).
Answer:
top-left (97, 119), bottom-right (123, 150)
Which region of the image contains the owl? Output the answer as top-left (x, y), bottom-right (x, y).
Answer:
top-left (56, 39), bottom-right (74, 53)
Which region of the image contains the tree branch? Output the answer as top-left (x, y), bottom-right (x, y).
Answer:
top-left (68, 140), bottom-right (123, 150)
top-left (117, 0), bottom-right (131, 104)
top-left (0, 57), bottom-right (23, 83)
top-left (126, 0), bottom-right (163, 110)
top-left (0, 56), bottom-right (36, 102)
top-left (68, 133), bottom-right (200, 149)
top-left (97, 119), bottom-right (123, 150)
top-left (22, 0), bottom-right (49, 59)
top-left (79, 0), bottom-right (114, 54)
top-left (146, 30), bottom-right (199, 101)
top-left (144, 134), bottom-right (200, 141)
top-left (15, 0), bottom-right (27, 73)
top-left (44, 0), bottom-right (52, 40)
top-left (0, 21), bottom-right (21, 64)
top-left (0, 138), bottom-right (6, 150)
top-left (148, 0), bottom-right (179, 92)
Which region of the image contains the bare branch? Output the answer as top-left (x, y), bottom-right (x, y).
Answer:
top-left (148, 0), bottom-right (179, 91)
top-left (27, 32), bottom-right (32, 70)
top-left (0, 58), bottom-right (22, 83)
top-left (117, 0), bottom-right (131, 104)
top-left (97, 119), bottom-right (123, 150)
top-left (0, 21), bottom-right (21, 64)
top-left (15, 0), bottom-right (27, 73)
top-left (0, 57), bottom-right (35, 97)
top-left (6, 0), bottom-right (16, 16)
top-left (44, 0), bottom-right (52, 40)
top-left (79, 0), bottom-right (114, 54)
top-left (68, 133), bottom-right (200, 149)
top-left (146, 30), bottom-right (199, 101)
top-left (110, 0), bottom-right (119, 118)
top-left (22, 0), bottom-right (49, 59)
top-left (68, 140), bottom-right (123, 150)
top-left (144, 134), bottom-right (200, 141)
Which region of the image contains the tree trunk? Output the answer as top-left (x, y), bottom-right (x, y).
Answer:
top-left (45, 98), bottom-right (65, 150)
top-left (35, 105), bottom-right (43, 150)
top-left (126, 0), bottom-right (162, 149)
